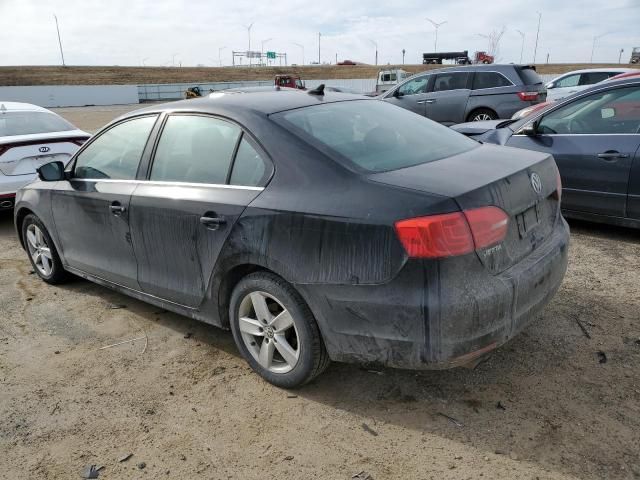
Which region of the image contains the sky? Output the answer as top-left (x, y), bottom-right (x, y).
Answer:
top-left (1, 0), bottom-right (639, 67)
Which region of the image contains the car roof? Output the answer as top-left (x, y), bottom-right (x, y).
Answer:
top-left (553, 68), bottom-right (635, 78)
top-left (124, 89), bottom-right (371, 118)
top-left (0, 101), bottom-right (50, 113)
top-left (425, 64), bottom-right (534, 74)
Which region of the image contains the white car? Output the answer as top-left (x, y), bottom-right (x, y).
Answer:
top-left (545, 68), bottom-right (635, 102)
top-left (0, 102), bottom-right (89, 209)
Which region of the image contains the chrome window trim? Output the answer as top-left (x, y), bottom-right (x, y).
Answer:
top-left (69, 178), bottom-right (264, 191)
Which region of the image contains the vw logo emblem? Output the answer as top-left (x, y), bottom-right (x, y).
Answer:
top-left (38, 146), bottom-right (50, 153)
top-left (530, 173), bottom-right (543, 194)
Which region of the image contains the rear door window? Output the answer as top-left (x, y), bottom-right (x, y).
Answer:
top-left (229, 136), bottom-right (270, 187)
top-left (74, 115), bottom-right (157, 180)
top-left (472, 72), bottom-right (513, 90)
top-left (150, 115), bottom-right (240, 185)
top-left (433, 72), bottom-right (471, 92)
top-left (579, 72), bottom-right (611, 85)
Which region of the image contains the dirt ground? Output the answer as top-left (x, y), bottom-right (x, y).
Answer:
top-left (2, 64), bottom-right (637, 86)
top-left (1, 107), bottom-right (640, 480)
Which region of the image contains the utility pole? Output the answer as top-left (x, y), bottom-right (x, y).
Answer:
top-left (546, 53), bottom-right (550, 64)
top-left (516, 30), bottom-right (525, 64)
top-left (370, 39), bottom-right (378, 65)
top-left (261, 38), bottom-right (272, 66)
top-left (590, 33), bottom-right (607, 63)
top-left (619, 48), bottom-right (624, 64)
top-left (53, 14), bottom-right (66, 67)
top-left (533, 12), bottom-right (541, 64)
top-left (244, 23), bottom-right (254, 66)
top-left (335, 52), bottom-right (338, 64)
top-left (426, 17), bottom-right (447, 52)
top-left (318, 32), bottom-right (321, 64)
top-left (402, 49), bottom-right (406, 64)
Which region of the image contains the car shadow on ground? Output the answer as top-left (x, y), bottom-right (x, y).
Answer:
top-left (2, 209), bottom-right (638, 479)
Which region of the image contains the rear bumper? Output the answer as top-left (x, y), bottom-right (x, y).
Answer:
top-left (0, 173), bottom-right (35, 209)
top-left (298, 217), bottom-right (570, 369)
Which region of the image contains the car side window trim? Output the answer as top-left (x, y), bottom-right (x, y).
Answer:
top-left (67, 114), bottom-right (160, 178)
top-left (68, 178), bottom-right (264, 191)
top-left (145, 111), bottom-right (274, 188)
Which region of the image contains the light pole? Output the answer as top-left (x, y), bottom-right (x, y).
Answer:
top-left (533, 12), bottom-right (542, 64)
top-left (53, 14), bottom-right (66, 67)
top-left (218, 46), bottom-right (227, 67)
top-left (590, 33), bottom-right (607, 63)
top-left (244, 22), bottom-right (254, 66)
top-left (426, 17), bottom-right (447, 52)
top-left (293, 42), bottom-right (305, 65)
top-left (369, 39), bottom-right (378, 65)
top-left (402, 48), bottom-right (406, 64)
top-left (142, 57), bottom-right (149, 67)
top-left (261, 38), bottom-right (272, 66)
top-left (318, 32), bottom-right (321, 64)
top-left (516, 30), bottom-right (525, 64)
top-left (172, 53), bottom-right (179, 67)
top-left (619, 48), bottom-right (625, 64)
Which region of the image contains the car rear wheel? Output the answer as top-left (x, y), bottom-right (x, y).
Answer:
top-left (468, 108), bottom-right (498, 122)
top-left (229, 272), bottom-right (330, 388)
top-left (22, 214), bottom-right (68, 284)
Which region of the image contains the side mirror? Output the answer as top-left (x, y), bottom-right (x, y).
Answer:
top-left (519, 121), bottom-right (538, 136)
top-left (545, 82), bottom-right (554, 89)
top-left (37, 161), bottom-right (66, 182)
top-left (393, 89), bottom-right (403, 98)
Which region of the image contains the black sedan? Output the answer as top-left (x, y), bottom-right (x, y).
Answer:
top-left (452, 77), bottom-right (640, 229)
top-left (14, 88), bottom-right (569, 388)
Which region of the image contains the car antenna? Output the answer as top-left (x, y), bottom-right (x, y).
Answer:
top-left (308, 84), bottom-right (325, 96)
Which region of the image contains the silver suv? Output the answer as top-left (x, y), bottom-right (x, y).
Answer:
top-left (382, 64), bottom-right (546, 124)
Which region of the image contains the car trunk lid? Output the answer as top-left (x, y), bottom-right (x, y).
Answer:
top-left (370, 144), bottom-right (560, 273)
top-left (0, 134), bottom-right (87, 176)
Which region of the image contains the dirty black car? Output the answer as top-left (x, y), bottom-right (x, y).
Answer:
top-left (14, 88), bottom-right (569, 388)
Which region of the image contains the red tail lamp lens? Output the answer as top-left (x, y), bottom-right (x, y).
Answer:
top-left (395, 207), bottom-right (509, 259)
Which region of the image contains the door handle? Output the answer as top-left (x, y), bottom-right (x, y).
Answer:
top-left (417, 99), bottom-right (435, 104)
top-left (597, 151), bottom-right (629, 160)
top-left (110, 203), bottom-right (126, 214)
top-left (200, 215), bottom-right (227, 229)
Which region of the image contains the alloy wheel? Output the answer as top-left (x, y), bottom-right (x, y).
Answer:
top-left (26, 224), bottom-right (53, 276)
top-left (238, 291), bottom-right (300, 374)
top-left (473, 113), bottom-right (493, 121)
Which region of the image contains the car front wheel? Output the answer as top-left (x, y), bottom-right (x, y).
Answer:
top-left (22, 213), bottom-right (69, 284)
top-left (229, 272), bottom-right (330, 388)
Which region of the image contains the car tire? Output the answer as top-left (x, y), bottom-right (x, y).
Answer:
top-left (21, 213), bottom-right (69, 284)
top-left (229, 271), bottom-right (330, 388)
top-left (468, 108), bottom-right (498, 122)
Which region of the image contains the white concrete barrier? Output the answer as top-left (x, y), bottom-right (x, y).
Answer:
top-left (0, 85), bottom-right (139, 108)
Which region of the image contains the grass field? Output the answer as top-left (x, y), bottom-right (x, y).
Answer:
top-left (1, 64), bottom-right (637, 86)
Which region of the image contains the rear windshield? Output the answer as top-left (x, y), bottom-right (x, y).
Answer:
top-left (273, 100), bottom-right (478, 173)
top-left (517, 67), bottom-right (543, 86)
top-left (0, 111), bottom-right (75, 137)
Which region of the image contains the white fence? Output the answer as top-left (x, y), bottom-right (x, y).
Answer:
top-left (0, 85), bottom-right (139, 107)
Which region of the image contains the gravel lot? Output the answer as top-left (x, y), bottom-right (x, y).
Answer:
top-left (1, 106), bottom-right (639, 480)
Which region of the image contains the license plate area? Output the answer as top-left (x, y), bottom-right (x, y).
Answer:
top-left (516, 203), bottom-right (540, 238)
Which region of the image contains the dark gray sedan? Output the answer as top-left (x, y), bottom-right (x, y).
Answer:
top-left (14, 89), bottom-right (568, 388)
top-left (452, 77), bottom-right (640, 229)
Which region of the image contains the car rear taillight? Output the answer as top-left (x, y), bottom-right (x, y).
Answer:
top-left (517, 91), bottom-right (539, 102)
top-left (395, 207), bottom-right (509, 259)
